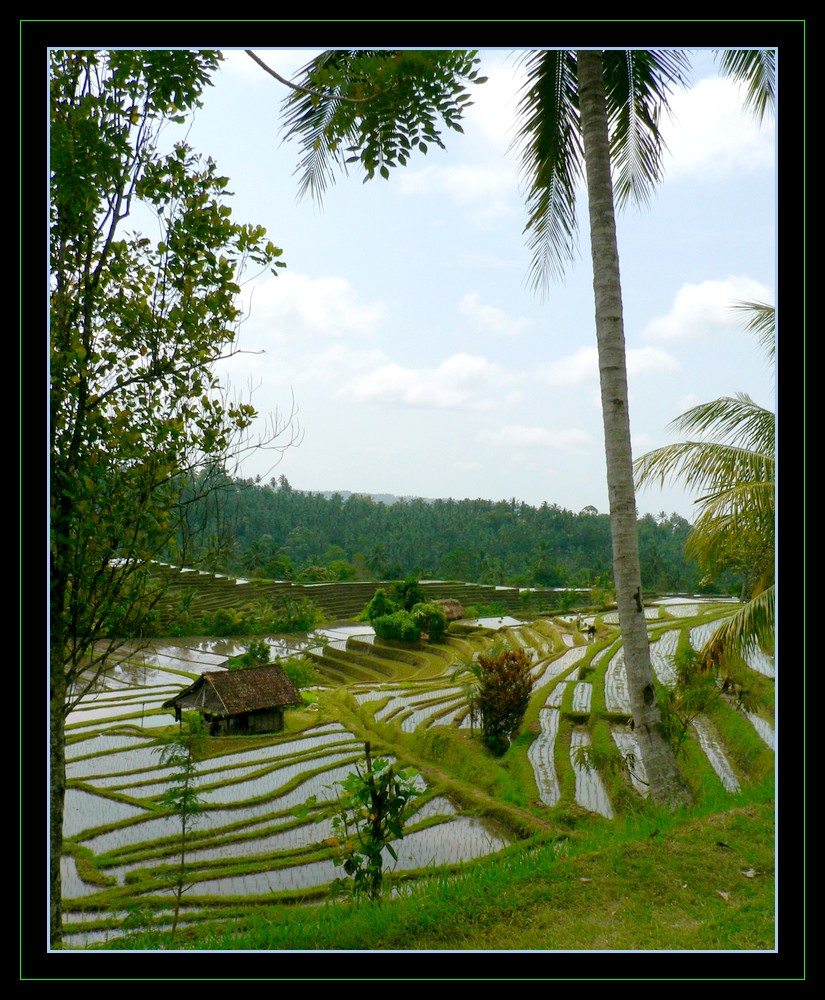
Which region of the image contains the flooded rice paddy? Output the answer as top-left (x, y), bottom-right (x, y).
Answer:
top-left (61, 598), bottom-right (773, 944)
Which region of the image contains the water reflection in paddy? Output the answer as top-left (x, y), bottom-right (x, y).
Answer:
top-left (177, 814), bottom-right (511, 897)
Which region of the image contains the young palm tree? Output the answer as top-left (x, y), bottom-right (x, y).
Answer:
top-left (634, 302), bottom-right (775, 674)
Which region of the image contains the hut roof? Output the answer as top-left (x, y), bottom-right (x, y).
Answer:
top-left (163, 664), bottom-right (301, 718)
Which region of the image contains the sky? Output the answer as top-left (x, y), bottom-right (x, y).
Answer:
top-left (165, 46), bottom-right (776, 521)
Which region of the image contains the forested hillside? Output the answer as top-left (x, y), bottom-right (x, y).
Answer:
top-left (167, 473), bottom-right (724, 594)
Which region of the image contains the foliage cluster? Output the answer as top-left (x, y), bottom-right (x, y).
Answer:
top-left (280, 657), bottom-right (319, 692)
top-left (363, 580), bottom-right (447, 643)
top-left (227, 639), bottom-right (272, 669)
top-left (411, 602), bottom-right (448, 640)
top-left (474, 648), bottom-right (534, 756)
top-left (364, 588), bottom-right (397, 623)
top-left (391, 576), bottom-right (426, 610)
top-left (279, 50), bottom-right (486, 200)
top-left (372, 610), bottom-right (422, 644)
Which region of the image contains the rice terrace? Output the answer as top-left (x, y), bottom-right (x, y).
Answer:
top-left (58, 567), bottom-right (776, 953)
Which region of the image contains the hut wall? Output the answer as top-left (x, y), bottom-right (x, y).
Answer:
top-left (247, 709), bottom-right (284, 734)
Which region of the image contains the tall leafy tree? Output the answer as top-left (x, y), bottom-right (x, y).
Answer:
top-left (49, 49), bottom-right (295, 947)
top-left (634, 302), bottom-right (775, 673)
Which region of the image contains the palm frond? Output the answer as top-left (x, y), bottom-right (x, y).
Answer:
top-left (602, 49), bottom-right (690, 210)
top-left (700, 586), bottom-right (775, 673)
top-left (730, 299), bottom-right (776, 365)
top-left (685, 508), bottom-right (774, 582)
top-left (512, 50), bottom-right (583, 294)
top-left (280, 50), bottom-right (367, 203)
top-left (714, 49), bottom-right (776, 125)
top-left (666, 394), bottom-right (775, 455)
top-left (687, 474), bottom-right (775, 526)
top-left (635, 435), bottom-right (774, 493)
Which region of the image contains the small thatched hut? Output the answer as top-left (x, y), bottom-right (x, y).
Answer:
top-left (434, 598), bottom-right (465, 621)
top-left (162, 664), bottom-right (301, 736)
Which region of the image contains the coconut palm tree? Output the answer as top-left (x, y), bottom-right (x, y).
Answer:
top-left (531, 49), bottom-right (694, 805)
top-left (265, 46), bottom-right (774, 809)
top-left (634, 301), bottom-right (775, 674)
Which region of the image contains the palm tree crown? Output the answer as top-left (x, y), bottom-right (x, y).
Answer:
top-left (634, 301), bottom-right (775, 670)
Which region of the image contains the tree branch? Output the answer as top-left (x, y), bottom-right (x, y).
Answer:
top-left (245, 50), bottom-right (372, 105)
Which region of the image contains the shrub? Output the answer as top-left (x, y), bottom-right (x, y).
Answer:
top-left (475, 648), bottom-right (534, 756)
top-left (296, 742), bottom-right (419, 904)
top-left (228, 638), bottom-right (271, 669)
top-left (281, 656), bottom-right (318, 691)
top-left (411, 602), bottom-right (448, 641)
top-left (270, 597), bottom-right (324, 632)
top-left (391, 576), bottom-right (425, 611)
top-left (210, 607), bottom-right (252, 636)
top-left (373, 610), bottom-right (422, 643)
top-left (364, 588), bottom-right (398, 623)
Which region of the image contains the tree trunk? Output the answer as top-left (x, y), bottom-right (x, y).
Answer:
top-left (575, 50), bottom-right (692, 809)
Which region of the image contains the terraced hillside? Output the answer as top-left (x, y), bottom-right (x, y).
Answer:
top-left (148, 562), bottom-right (589, 623)
top-left (60, 595), bottom-right (774, 949)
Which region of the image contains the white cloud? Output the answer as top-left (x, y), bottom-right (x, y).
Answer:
top-left (543, 347), bottom-right (599, 385)
top-left (340, 352), bottom-right (514, 410)
top-left (479, 425), bottom-right (593, 452)
top-left (293, 345), bottom-right (389, 384)
top-left (643, 277), bottom-right (774, 342)
top-left (394, 163), bottom-right (518, 229)
top-left (458, 292), bottom-right (532, 337)
top-left (626, 346), bottom-right (681, 377)
top-left (241, 271), bottom-right (385, 344)
top-left (662, 76), bottom-right (775, 181)
top-left (397, 163), bottom-right (516, 205)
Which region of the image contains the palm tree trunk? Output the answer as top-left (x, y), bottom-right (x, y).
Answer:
top-left (575, 50), bottom-right (691, 809)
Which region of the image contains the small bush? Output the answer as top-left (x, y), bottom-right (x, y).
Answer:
top-left (364, 588), bottom-right (398, 623)
top-left (391, 576), bottom-right (425, 611)
top-left (270, 597), bottom-right (324, 632)
top-left (373, 610), bottom-right (422, 643)
top-left (210, 607), bottom-right (252, 636)
top-left (228, 639), bottom-right (271, 669)
top-left (475, 648), bottom-right (534, 756)
top-left (281, 657), bottom-right (319, 691)
top-left (411, 602), bottom-right (448, 641)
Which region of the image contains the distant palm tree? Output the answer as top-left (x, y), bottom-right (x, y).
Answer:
top-left (634, 301), bottom-right (775, 672)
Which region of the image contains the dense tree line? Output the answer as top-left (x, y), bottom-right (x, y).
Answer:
top-left (165, 473), bottom-right (721, 594)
